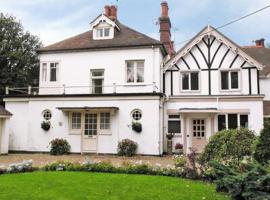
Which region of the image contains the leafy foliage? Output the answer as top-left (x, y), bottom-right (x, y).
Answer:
top-left (254, 121), bottom-right (270, 164)
top-left (117, 139), bottom-right (138, 157)
top-left (49, 138), bottom-right (71, 155)
top-left (210, 161), bottom-right (270, 200)
top-left (199, 129), bottom-right (256, 166)
top-left (41, 121), bottom-right (50, 131)
top-left (0, 13), bottom-right (42, 94)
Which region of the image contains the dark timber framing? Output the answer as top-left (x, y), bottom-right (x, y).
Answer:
top-left (170, 71), bottom-right (173, 96)
top-left (248, 68), bottom-right (252, 95)
top-left (257, 70), bottom-right (260, 94)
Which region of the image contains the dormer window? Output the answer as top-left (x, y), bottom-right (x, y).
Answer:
top-left (96, 28), bottom-right (110, 38)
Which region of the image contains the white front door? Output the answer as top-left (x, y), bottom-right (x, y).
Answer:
top-left (191, 119), bottom-right (207, 153)
top-left (83, 113), bottom-right (98, 152)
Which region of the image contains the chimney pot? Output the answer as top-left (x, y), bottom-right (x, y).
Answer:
top-left (161, 1), bottom-right (169, 17)
top-left (110, 5), bottom-right (117, 20)
top-left (255, 38), bottom-right (265, 47)
top-left (104, 5), bottom-right (111, 17)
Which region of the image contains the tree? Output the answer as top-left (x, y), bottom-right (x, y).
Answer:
top-left (0, 13), bottom-right (42, 95)
top-left (254, 122), bottom-right (270, 164)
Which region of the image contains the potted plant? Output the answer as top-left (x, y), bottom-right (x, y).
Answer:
top-left (166, 133), bottom-right (175, 155)
top-left (41, 121), bottom-right (51, 131)
top-left (132, 122), bottom-right (142, 133)
top-left (175, 143), bottom-right (184, 155)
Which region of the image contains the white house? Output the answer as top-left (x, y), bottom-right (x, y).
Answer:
top-left (2, 1), bottom-right (270, 155)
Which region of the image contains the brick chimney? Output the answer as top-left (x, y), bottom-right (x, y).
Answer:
top-left (255, 38), bottom-right (265, 48)
top-left (104, 5), bottom-right (111, 17)
top-left (104, 5), bottom-right (117, 21)
top-left (159, 1), bottom-right (175, 56)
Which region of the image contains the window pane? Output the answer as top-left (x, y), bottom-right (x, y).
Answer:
top-left (96, 29), bottom-right (103, 37)
top-left (127, 62), bottom-right (135, 83)
top-left (92, 71), bottom-right (104, 77)
top-left (42, 63), bottom-right (47, 82)
top-left (50, 63), bottom-right (57, 82)
top-left (72, 113), bottom-right (81, 129)
top-left (168, 121), bottom-right (181, 133)
top-left (240, 115), bottom-right (248, 128)
top-left (104, 28), bottom-right (110, 37)
top-left (231, 72), bottom-right (239, 89)
top-left (218, 115), bottom-right (226, 131)
top-left (137, 61), bottom-right (144, 83)
top-left (168, 115), bottom-right (180, 119)
top-left (228, 114), bottom-right (238, 129)
top-left (92, 79), bottom-right (103, 94)
top-left (191, 72), bottom-right (199, 90)
top-left (182, 73), bottom-right (189, 90)
top-left (100, 113), bottom-right (110, 130)
top-left (221, 71), bottom-right (229, 90)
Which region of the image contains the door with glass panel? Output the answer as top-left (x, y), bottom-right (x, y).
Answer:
top-left (191, 119), bottom-right (207, 153)
top-left (83, 113), bottom-right (98, 152)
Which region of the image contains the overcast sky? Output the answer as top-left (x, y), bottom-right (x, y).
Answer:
top-left (1, 0), bottom-right (270, 49)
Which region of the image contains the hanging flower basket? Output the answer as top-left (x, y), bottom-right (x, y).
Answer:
top-left (132, 122), bottom-right (142, 133)
top-left (41, 121), bottom-right (51, 131)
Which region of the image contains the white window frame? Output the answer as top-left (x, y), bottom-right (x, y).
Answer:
top-left (167, 114), bottom-right (181, 135)
top-left (90, 69), bottom-right (104, 94)
top-left (69, 112), bottom-right (82, 134)
top-left (125, 60), bottom-right (145, 84)
top-left (42, 110), bottom-right (52, 121)
top-left (93, 26), bottom-right (113, 40)
top-left (99, 112), bottom-right (111, 135)
top-left (180, 71), bottom-right (200, 92)
top-left (217, 113), bottom-right (249, 131)
top-left (219, 69), bottom-right (241, 92)
top-left (131, 109), bottom-right (142, 122)
top-left (40, 62), bottom-right (60, 83)
top-left (50, 63), bottom-right (59, 82)
top-left (41, 63), bottom-right (47, 82)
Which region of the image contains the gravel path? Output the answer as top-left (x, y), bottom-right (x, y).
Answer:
top-left (0, 153), bottom-right (174, 168)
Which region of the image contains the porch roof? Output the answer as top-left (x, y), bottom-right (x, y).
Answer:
top-left (0, 106), bottom-right (12, 118)
top-left (179, 108), bottom-right (219, 113)
top-left (57, 106), bottom-right (119, 112)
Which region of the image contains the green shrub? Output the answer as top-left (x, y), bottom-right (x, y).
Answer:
top-left (210, 161), bottom-right (270, 200)
top-left (173, 155), bottom-right (187, 167)
top-left (49, 138), bottom-right (71, 155)
top-left (254, 122), bottom-right (270, 164)
top-left (199, 128), bottom-right (256, 166)
top-left (117, 139), bottom-right (137, 157)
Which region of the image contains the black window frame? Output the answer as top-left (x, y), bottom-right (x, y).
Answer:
top-left (181, 71), bottom-right (199, 91)
top-left (220, 70), bottom-right (240, 91)
top-left (168, 115), bottom-right (181, 134)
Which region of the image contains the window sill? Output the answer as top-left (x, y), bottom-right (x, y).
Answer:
top-left (220, 89), bottom-right (241, 93)
top-left (124, 83), bottom-right (147, 87)
top-left (180, 90), bottom-right (201, 93)
top-left (69, 130), bottom-right (81, 135)
top-left (99, 132), bottom-right (112, 136)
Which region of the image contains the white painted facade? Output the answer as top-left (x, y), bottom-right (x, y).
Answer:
top-left (2, 19), bottom-right (269, 155)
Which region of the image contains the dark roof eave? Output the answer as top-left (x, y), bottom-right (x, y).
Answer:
top-left (3, 92), bottom-right (164, 99)
top-left (37, 44), bottom-right (165, 54)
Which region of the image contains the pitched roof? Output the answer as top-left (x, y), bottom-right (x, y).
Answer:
top-left (0, 106), bottom-right (12, 117)
top-left (38, 21), bottom-right (164, 53)
top-left (242, 47), bottom-right (270, 76)
top-left (164, 26), bottom-right (265, 71)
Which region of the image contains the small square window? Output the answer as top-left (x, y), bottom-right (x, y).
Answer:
top-left (181, 72), bottom-right (199, 91)
top-left (71, 112), bottom-right (81, 130)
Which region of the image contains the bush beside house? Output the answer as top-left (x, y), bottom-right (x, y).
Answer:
top-left (117, 139), bottom-right (137, 157)
top-left (49, 138), bottom-right (71, 155)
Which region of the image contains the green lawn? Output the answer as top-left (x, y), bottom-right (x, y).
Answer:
top-left (0, 172), bottom-right (229, 200)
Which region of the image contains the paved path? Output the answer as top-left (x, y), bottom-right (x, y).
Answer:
top-left (0, 153), bottom-right (174, 168)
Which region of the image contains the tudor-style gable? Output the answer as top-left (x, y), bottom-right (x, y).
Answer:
top-left (164, 26), bottom-right (265, 96)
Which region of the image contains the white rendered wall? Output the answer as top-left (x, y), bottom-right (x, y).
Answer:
top-left (261, 78), bottom-right (270, 100)
top-left (165, 36), bottom-right (260, 96)
top-left (0, 118), bottom-right (10, 154)
top-left (39, 47), bottom-right (163, 95)
top-left (5, 97), bottom-right (161, 155)
top-left (164, 98), bottom-right (264, 152)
